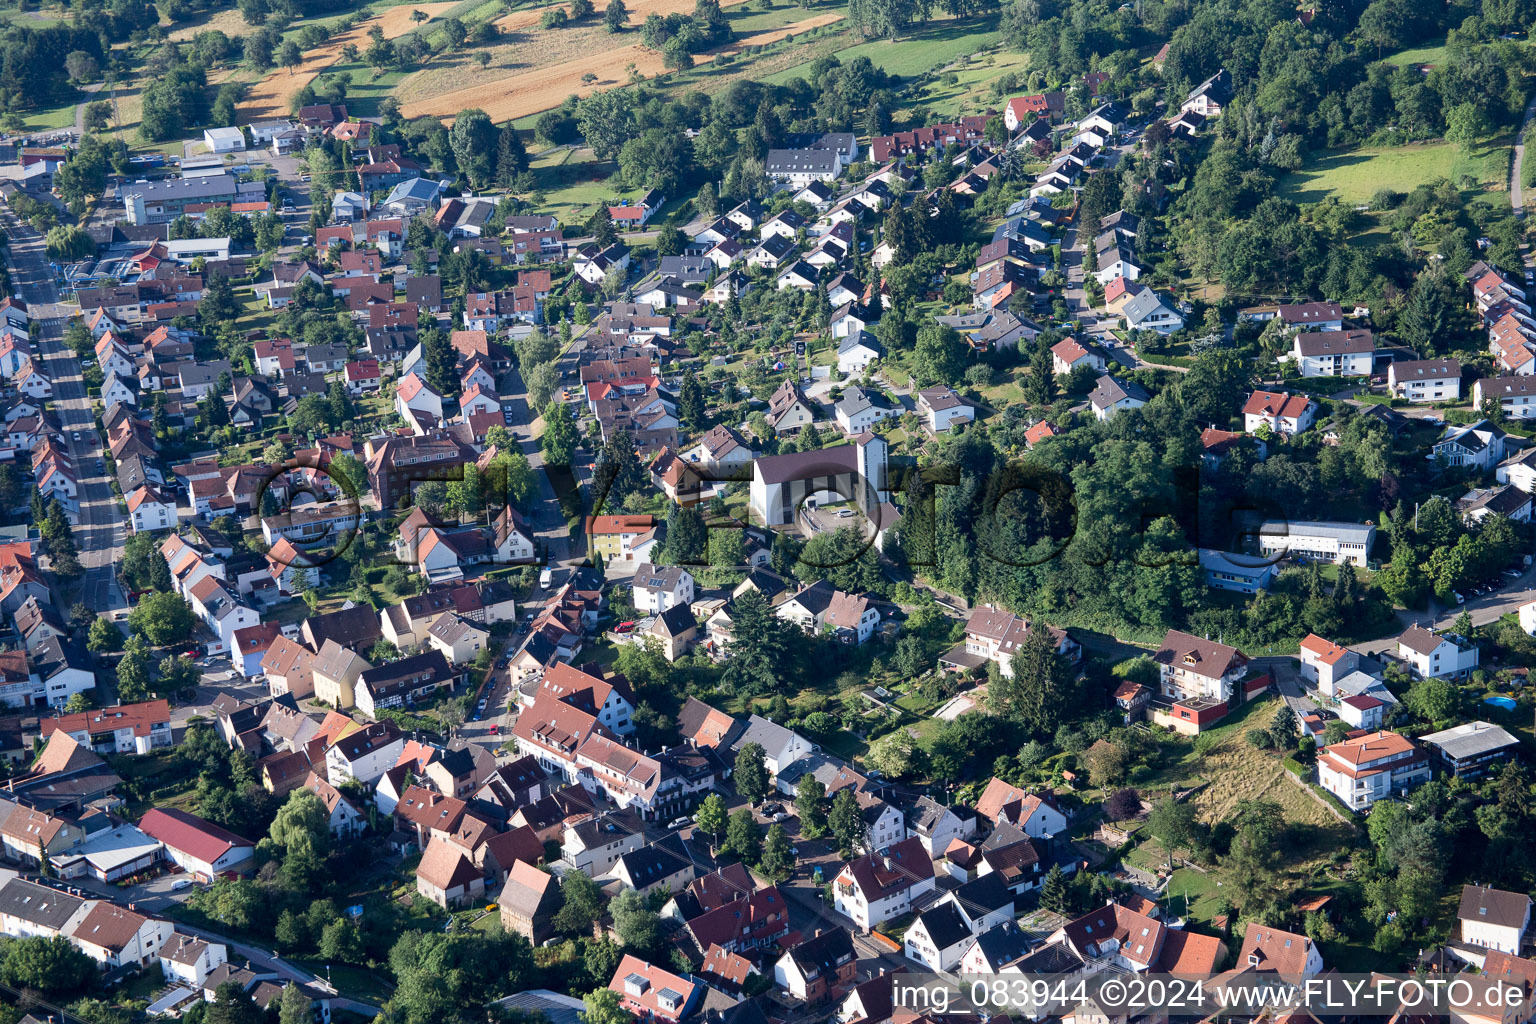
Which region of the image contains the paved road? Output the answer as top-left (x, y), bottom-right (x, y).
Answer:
top-left (0, 206), bottom-right (128, 618)
top-left (1513, 92), bottom-right (1536, 217)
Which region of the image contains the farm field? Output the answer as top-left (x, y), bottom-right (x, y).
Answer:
top-left (1275, 137), bottom-right (1512, 205)
top-left (239, 1), bottom-right (460, 119)
top-left (759, 16), bottom-right (1000, 84)
top-left (395, 0), bottom-right (790, 121)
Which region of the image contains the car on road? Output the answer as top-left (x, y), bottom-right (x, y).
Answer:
top-left (489, 724), bottom-right (499, 735)
top-left (170, 878), bottom-right (192, 891)
top-left (71, 432), bottom-right (80, 441)
top-left (666, 817), bottom-right (691, 830)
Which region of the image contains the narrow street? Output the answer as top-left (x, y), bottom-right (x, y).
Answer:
top-left (0, 208), bottom-right (129, 618)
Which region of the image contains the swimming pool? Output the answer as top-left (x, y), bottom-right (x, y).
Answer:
top-left (1485, 696), bottom-right (1518, 711)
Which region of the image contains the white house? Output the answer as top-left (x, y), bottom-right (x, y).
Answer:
top-left (1388, 359), bottom-right (1461, 404)
top-left (202, 126), bottom-right (246, 153)
top-left (903, 874), bottom-right (1015, 971)
top-left (1475, 376), bottom-right (1536, 420)
top-left (730, 715), bottom-right (818, 777)
top-left (1087, 375), bottom-right (1150, 422)
top-left (837, 332), bottom-right (883, 376)
top-left (832, 837), bottom-right (935, 931)
top-left (1317, 729), bottom-right (1430, 810)
top-left (1298, 633), bottom-right (1359, 694)
top-left (1459, 885), bottom-right (1532, 955)
top-left (1241, 390), bottom-right (1316, 435)
top-left (1435, 420), bottom-right (1507, 471)
top-left (915, 386), bottom-right (974, 433)
top-left (1395, 625), bottom-right (1478, 680)
top-left (1256, 519), bottom-right (1374, 566)
top-left (160, 935), bottom-right (228, 988)
top-left (632, 563), bottom-right (695, 615)
top-left (1120, 290), bottom-right (1184, 334)
top-left (1291, 329), bottom-right (1375, 377)
top-left (138, 808), bottom-right (254, 881)
top-left (126, 487), bottom-right (179, 534)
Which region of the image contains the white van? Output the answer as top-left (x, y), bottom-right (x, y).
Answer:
top-left (539, 566), bottom-right (553, 589)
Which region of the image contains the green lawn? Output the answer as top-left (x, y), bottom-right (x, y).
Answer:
top-left (1381, 38), bottom-right (1448, 68)
top-left (909, 46), bottom-right (1030, 119)
top-left (1276, 137), bottom-right (1512, 205)
top-left (22, 100), bottom-right (77, 131)
top-left (760, 17), bottom-right (1000, 84)
top-left (725, 2), bottom-right (821, 34)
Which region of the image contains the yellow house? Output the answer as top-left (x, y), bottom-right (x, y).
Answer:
top-left (584, 515), bottom-right (658, 563)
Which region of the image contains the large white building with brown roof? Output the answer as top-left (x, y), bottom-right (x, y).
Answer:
top-left (1297, 634), bottom-right (1359, 694)
top-left (944, 605), bottom-right (1080, 678)
top-left (832, 836), bottom-right (935, 931)
top-left (1317, 729), bottom-right (1430, 810)
top-left (1395, 624), bottom-right (1479, 680)
top-left (1460, 884), bottom-right (1532, 954)
top-left (1242, 390), bottom-right (1316, 435)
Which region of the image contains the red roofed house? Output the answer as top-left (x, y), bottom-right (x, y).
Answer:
top-left (1297, 633), bottom-right (1359, 694)
top-left (610, 955), bottom-right (702, 1023)
top-left (585, 515), bottom-right (658, 563)
top-left (1103, 275), bottom-right (1139, 312)
top-left (1317, 730), bottom-right (1430, 810)
top-left (1050, 337), bottom-right (1108, 375)
top-left (41, 699), bottom-right (172, 755)
top-left (1003, 92), bottom-right (1064, 130)
top-left (1053, 899), bottom-right (1224, 974)
top-left (973, 778), bottom-right (1069, 837)
top-left (344, 359), bottom-right (381, 395)
top-left (1242, 390), bottom-right (1317, 435)
top-left (832, 836), bottom-right (935, 930)
top-left (1024, 420), bottom-right (1059, 448)
top-left (138, 808), bottom-right (254, 881)
top-left (415, 835), bottom-right (485, 908)
top-left (1236, 921), bottom-right (1324, 976)
top-left (1338, 693), bottom-right (1385, 731)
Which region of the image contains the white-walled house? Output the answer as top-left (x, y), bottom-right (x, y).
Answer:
top-left (1395, 625), bottom-right (1479, 680)
top-left (832, 837), bottom-right (935, 931)
top-left (1298, 633), bottom-right (1359, 694)
top-left (1459, 885), bottom-right (1532, 955)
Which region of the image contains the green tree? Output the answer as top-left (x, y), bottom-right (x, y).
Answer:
top-left (553, 870), bottom-right (607, 935)
top-left (604, 0), bottom-right (628, 30)
top-left (1147, 797), bottom-right (1199, 871)
top-left (1038, 863), bottom-right (1071, 913)
top-left (582, 988), bottom-right (631, 1024)
top-left (989, 621), bottom-right (1070, 736)
top-left (909, 324), bottom-right (966, 388)
top-left (277, 983), bottom-right (313, 1024)
top-left (758, 823), bottom-right (795, 881)
top-left (610, 887), bottom-right (659, 953)
top-left (724, 807), bottom-right (762, 862)
top-left (541, 401), bottom-right (579, 467)
top-left (87, 616), bottom-right (124, 654)
top-left (206, 982), bottom-right (263, 1024)
top-left (720, 589), bottom-right (798, 695)
top-left (795, 776), bottom-right (828, 837)
top-left (0, 935), bottom-right (97, 996)
top-left (450, 109), bottom-right (500, 188)
top-left (733, 742), bottom-right (769, 804)
top-left (828, 787), bottom-right (866, 856)
top-left (694, 792), bottom-right (728, 841)
top-left (128, 592), bottom-right (196, 646)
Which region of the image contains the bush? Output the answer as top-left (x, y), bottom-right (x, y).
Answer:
top-left (541, 7), bottom-right (569, 27)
